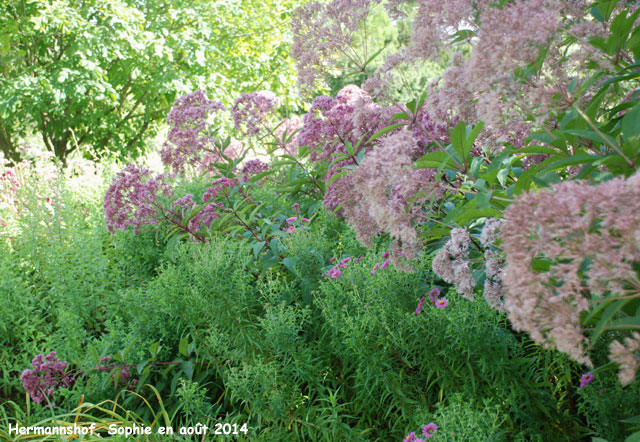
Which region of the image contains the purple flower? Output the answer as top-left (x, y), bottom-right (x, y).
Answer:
top-left (422, 422), bottom-right (438, 438)
top-left (435, 298), bottom-right (449, 309)
top-left (382, 251), bottom-right (390, 258)
top-left (371, 262), bottom-right (379, 275)
top-left (241, 159), bottom-right (269, 182)
top-left (161, 90), bottom-right (226, 174)
top-left (428, 288), bottom-right (440, 305)
top-left (404, 432), bottom-right (416, 442)
top-left (380, 258), bottom-right (390, 270)
top-left (232, 91), bottom-right (279, 136)
top-left (415, 296), bottom-right (426, 315)
top-left (287, 225), bottom-right (296, 233)
top-left (103, 165), bottom-right (164, 234)
top-left (21, 352), bottom-right (74, 406)
top-left (302, 217), bottom-right (311, 223)
top-left (580, 372), bottom-right (594, 388)
top-left (286, 216), bottom-right (298, 224)
top-left (329, 257), bottom-right (336, 263)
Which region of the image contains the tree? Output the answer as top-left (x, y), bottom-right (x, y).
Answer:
top-left (0, 0), bottom-right (300, 164)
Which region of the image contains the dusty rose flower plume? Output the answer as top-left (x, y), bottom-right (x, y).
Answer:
top-left (610, 333), bottom-right (640, 386)
top-left (232, 91), bottom-right (279, 136)
top-left (21, 352), bottom-right (74, 406)
top-left (103, 165), bottom-right (165, 234)
top-left (432, 228), bottom-right (475, 300)
top-left (501, 173), bottom-right (640, 369)
top-left (161, 90), bottom-right (225, 175)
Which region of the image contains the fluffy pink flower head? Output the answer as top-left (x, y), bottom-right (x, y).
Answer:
top-left (232, 91), bottom-right (279, 136)
top-left (380, 258), bottom-right (390, 269)
top-left (382, 251), bottom-right (390, 259)
top-left (103, 165), bottom-right (163, 234)
top-left (21, 351), bottom-right (74, 406)
top-left (162, 90), bottom-right (225, 174)
top-left (579, 372), bottom-right (594, 388)
top-left (286, 216), bottom-right (298, 224)
top-left (422, 422), bottom-right (438, 438)
top-left (287, 225), bottom-right (296, 233)
top-left (435, 298), bottom-right (449, 309)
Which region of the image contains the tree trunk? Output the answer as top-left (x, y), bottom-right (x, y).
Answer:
top-left (0, 123), bottom-right (21, 165)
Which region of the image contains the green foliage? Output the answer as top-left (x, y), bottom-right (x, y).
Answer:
top-left (0, 0), bottom-right (301, 163)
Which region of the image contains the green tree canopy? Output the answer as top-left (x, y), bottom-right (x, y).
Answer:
top-left (0, 0), bottom-right (300, 164)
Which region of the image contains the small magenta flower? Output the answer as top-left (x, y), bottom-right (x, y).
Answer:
top-left (286, 216), bottom-right (298, 224)
top-left (404, 432), bottom-right (416, 442)
top-left (415, 296), bottom-right (426, 315)
top-left (292, 203), bottom-right (300, 210)
top-left (302, 217), bottom-right (311, 222)
top-left (382, 251), bottom-right (390, 259)
top-left (435, 298), bottom-right (449, 309)
top-left (342, 257), bottom-right (352, 264)
top-left (287, 225), bottom-right (296, 233)
top-left (371, 262), bottom-right (379, 275)
top-left (329, 257), bottom-right (336, 263)
top-left (380, 258), bottom-right (390, 269)
top-left (331, 268), bottom-right (341, 279)
top-left (422, 422), bottom-right (438, 438)
top-left (580, 372), bottom-right (594, 388)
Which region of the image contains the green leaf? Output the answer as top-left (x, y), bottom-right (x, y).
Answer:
top-left (181, 360), bottom-right (194, 380)
top-left (415, 151), bottom-right (459, 170)
top-left (179, 336), bottom-right (189, 357)
top-left (454, 208), bottom-right (501, 225)
top-left (365, 123), bottom-right (406, 145)
top-left (622, 103), bottom-right (640, 141)
top-left (625, 431), bottom-right (640, 442)
top-left (620, 415), bottom-right (640, 425)
top-left (597, 0), bottom-right (618, 22)
top-left (591, 300), bottom-right (633, 345)
top-left (282, 257), bottom-right (298, 274)
top-left (253, 241), bottom-right (266, 259)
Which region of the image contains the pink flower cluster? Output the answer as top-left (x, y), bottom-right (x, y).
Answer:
top-left (325, 255), bottom-right (364, 279)
top-left (432, 228), bottom-right (475, 300)
top-left (161, 90), bottom-right (225, 174)
top-left (203, 177), bottom-right (237, 202)
top-left (232, 91), bottom-right (279, 136)
top-left (21, 352), bottom-right (74, 406)
top-left (610, 333), bottom-right (640, 385)
top-left (404, 422), bottom-right (438, 441)
top-left (103, 165), bottom-right (165, 234)
top-left (241, 159), bottom-right (270, 182)
top-left (501, 173), bottom-right (640, 368)
top-left (291, 0), bottom-right (373, 92)
top-left (297, 85), bottom-right (393, 211)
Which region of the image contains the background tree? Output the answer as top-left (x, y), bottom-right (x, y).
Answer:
top-left (0, 0), bottom-right (300, 164)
